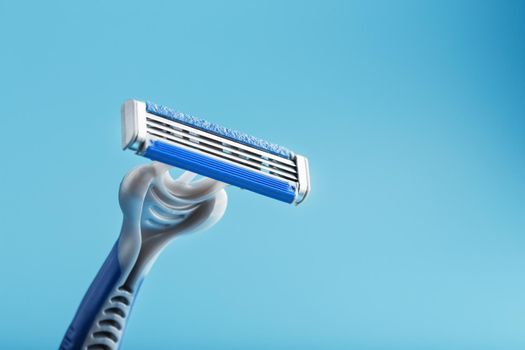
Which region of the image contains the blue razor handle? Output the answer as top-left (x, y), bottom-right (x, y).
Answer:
top-left (59, 242), bottom-right (143, 350)
top-left (60, 162), bottom-right (229, 350)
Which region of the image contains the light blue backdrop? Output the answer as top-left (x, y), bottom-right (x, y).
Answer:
top-left (1, 1), bottom-right (524, 349)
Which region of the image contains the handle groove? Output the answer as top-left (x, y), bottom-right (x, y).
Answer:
top-left (82, 285), bottom-right (139, 350)
top-left (60, 241), bottom-right (138, 350)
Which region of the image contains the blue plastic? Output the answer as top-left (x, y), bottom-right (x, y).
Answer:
top-left (144, 141), bottom-right (296, 203)
top-left (59, 242), bottom-right (123, 350)
top-left (146, 101), bottom-right (294, 160)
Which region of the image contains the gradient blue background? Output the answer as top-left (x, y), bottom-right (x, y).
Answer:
top-left (1, 1), bottom-right (524, 349)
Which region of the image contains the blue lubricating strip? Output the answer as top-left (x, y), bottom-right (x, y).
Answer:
top-left (146, 101), bottom-right (294, 160)
top-left (144, 141), bottom-right (296, 203)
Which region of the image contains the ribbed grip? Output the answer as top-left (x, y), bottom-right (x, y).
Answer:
top-left (81, 284), bottom-right (140, 350)
top-left (59, 242), bottom-right (142, 350)
top-left (60, 243), bottom-right (123, 350)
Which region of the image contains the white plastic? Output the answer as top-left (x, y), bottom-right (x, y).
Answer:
top-left (81, 161), bottom-right (228, 349)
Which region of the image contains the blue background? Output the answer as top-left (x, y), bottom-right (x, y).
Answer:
top-left (1, 1), bottom-right (524, 349)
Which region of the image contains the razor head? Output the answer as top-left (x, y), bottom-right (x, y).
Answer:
top-left (121, 100), bottom-right (310, 205)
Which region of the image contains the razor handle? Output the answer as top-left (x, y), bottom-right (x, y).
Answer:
top-left (59, 241), bottom-right (142, 350)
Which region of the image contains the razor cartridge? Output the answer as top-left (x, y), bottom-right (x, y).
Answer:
top-left (121, 100), bottom-right (310, 204)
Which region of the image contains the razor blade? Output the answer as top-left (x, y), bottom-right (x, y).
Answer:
top-left (121, 100), bottom-right (310, 204)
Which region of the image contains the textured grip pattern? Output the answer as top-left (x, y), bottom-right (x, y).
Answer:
top-left (60, 243), bottom-right (123, 350)
top-left (81, 285), bottom-right (139, 350)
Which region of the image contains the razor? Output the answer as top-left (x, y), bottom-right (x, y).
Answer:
top-left (60, 100), bottom-right (310, 350)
